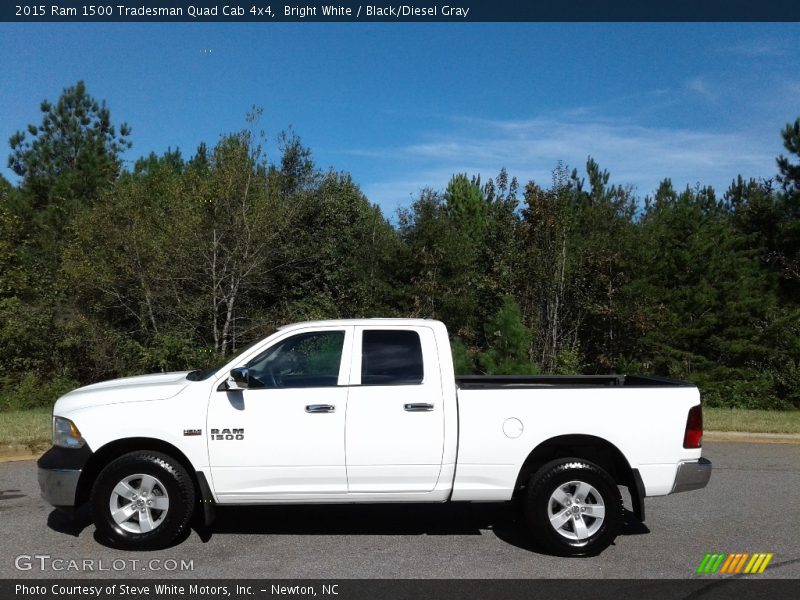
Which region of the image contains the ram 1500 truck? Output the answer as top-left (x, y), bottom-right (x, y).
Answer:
top-left (38, 319), bottom-right (711, 555)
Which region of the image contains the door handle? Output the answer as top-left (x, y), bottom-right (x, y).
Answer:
top-left (404, 403), bottom-right (434, 412)
top-left (305, 404), bottom-right (335, 413)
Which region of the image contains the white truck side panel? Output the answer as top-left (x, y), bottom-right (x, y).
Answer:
top-left (452, 386), bottom-right (702, 500)
top-left (65, 397), bottom-right (210, 472)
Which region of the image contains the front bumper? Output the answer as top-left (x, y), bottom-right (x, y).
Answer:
top-left (38, 467), bottom-right (81, 507)
top-left (37, 445), bottom-right (93, 508)
top-left (671, 457), bottom-right (712, 494)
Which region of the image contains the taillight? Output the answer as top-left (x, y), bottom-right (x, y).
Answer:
top-left (684, 404), bottom-right (703, 448)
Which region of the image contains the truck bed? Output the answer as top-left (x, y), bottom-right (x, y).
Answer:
top-left (455, 374), bottom-right (693, 389)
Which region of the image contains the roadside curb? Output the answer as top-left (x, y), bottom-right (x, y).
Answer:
top-left (705, 430), bottom-right (800, 445)
top-left (0, 451), bottom-right (39, 463)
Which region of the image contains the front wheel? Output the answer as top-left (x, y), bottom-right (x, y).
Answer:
top-left (91, 451), bottom-right (195, 549)
top-left (524, 458), bottom-right (622, 556)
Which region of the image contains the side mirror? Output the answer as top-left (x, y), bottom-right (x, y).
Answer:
top-left (228, 367), bottom-right (250, 390)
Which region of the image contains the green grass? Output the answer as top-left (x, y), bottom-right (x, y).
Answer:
top-left (0, 407), bottom-right (797, 455)
top-left (704, 407), bottom-right (800, 434)
top-left (0, 408), bottom-right (51, 453)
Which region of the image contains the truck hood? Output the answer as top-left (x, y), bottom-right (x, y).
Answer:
top-left (54, 372), bottom-right (193, 414)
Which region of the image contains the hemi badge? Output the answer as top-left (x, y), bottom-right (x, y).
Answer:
top-left (183, 429), bottom-right (202, 436)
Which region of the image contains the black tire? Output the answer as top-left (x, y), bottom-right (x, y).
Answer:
top-left (91, 451), bottom-right (195, 550)
top-left (524, 458), bottom-right (622, 557)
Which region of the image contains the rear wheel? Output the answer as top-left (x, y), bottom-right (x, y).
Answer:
top-left (525, 458), bottom-right (622, 556)
top-left (91, 451), bottom-right (195, 549)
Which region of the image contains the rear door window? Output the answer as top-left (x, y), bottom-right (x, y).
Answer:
top-left (361, 330), bottom-right (423, 385)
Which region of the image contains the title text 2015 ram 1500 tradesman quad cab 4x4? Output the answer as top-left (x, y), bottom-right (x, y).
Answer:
top-left (38, 319), bottom-right (711, 556)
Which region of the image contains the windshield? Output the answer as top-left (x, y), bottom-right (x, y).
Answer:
top-left (185, 334), bottom-right (274, 381)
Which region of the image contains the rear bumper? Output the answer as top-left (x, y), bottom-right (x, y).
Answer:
top-left (670, 457), bottom-right (712, 494)
top-left (37, 445), bottom-right (93, 508)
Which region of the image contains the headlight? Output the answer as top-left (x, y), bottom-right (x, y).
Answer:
top-left (52, 416), bottom-right (85, 449)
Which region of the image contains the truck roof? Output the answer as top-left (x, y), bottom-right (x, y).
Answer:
top-left (277, 318), bottom-right (439, 330)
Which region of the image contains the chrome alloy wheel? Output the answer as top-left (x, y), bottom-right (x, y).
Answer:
top-left (547, 479), bottom-right (606, 543)
top-left (108, 474), bottom-right (170, 534)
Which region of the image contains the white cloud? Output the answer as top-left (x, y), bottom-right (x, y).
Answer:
top-left (355, 114), bottom-right (781, 214)
top-left (719, 38), bottom-right (789, 58)
top-left (685, 77), bottom-right (717, 101)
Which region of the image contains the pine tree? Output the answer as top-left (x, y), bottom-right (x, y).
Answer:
top-left (9, 81), bottom-right (131, 212)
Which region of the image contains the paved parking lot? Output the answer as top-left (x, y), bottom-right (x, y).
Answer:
top-left (1, 441), bottom-right (798, 579)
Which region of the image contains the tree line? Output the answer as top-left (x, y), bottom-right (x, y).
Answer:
top-left (1, 81), bottom-right (799, 410)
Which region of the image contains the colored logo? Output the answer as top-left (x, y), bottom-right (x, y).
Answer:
top-left (696, 552), bottom-right (773, 574)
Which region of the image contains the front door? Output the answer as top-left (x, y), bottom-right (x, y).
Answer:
top-left (208, 326), bottom-right (353, 501)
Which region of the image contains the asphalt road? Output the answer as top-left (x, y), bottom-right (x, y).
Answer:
top-left (1, 442), bottom-right (798, 579)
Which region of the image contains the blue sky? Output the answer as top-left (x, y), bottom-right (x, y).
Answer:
top-left (2, 23), bottom-right (799, 215)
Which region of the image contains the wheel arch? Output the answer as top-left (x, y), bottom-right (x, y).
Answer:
top-left (513, 434), bottom-right (641, 517)
top-left (76, 437), bottom-right (201, 507)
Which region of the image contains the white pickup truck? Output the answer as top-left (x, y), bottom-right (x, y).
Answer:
top-left (39, 318), bottom-right (710, 556)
